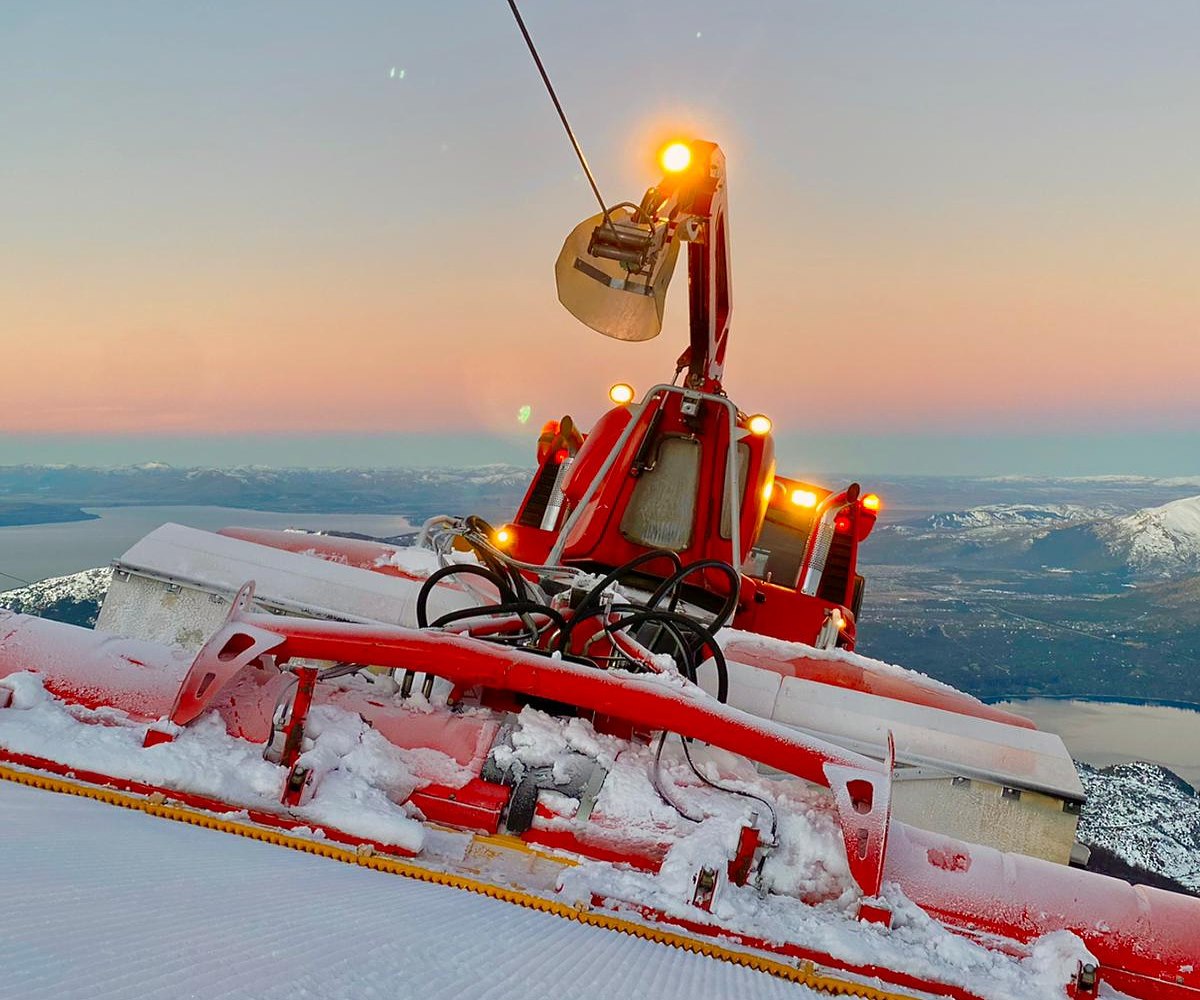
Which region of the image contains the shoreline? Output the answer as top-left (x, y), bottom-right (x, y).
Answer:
top-left (0, 505), bottom-right (99, 528)
top-left (986, 694), bottom-right (1200, 713)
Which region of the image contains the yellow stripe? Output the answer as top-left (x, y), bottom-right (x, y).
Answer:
top-left (0, 762), bottom-right (924, 1000)
top-left (460, 828), bottom-right (579, 866)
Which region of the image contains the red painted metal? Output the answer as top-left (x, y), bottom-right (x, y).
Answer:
top-left (730, 580), bottom-right (857, 648)
top-left (558, 389), bottom-right (772, 582)
top-left (727, 824), bottom-right (760, 887)
top-left (524, 825), bottom-right (664, 874)
top-left (884, 822), bottom-right (1200, 998)
top-left (7, 134), bottom-right (1198, 1000)
top-left (230, 612), bottom-right (884, 794)
top-left (280, 666), bottom-right (317, 771)
top-left (409, 779), bottom-right (509, 834)
top-left (168, 584), bottom-right (286, 728)
top-left (559, 406), bottom-right (631, 509)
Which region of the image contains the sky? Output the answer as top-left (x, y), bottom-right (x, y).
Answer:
top-left (2, 1), bottom-right (1198, 475)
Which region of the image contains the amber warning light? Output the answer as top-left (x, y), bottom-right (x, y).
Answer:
top-left (609, 382), bottom-right (635, 405)
top-left (747, 414), bottom-right (772, 436)
top-left (659, 142), bottom-right (692, 173)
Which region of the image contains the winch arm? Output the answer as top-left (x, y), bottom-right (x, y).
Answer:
top-left (668, 141), bottom-right (732, 392)
top-left (559, 140), bottom-right (733, 391)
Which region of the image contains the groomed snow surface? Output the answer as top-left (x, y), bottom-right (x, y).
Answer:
top-left (0, 779), bottom-right (815, 1000)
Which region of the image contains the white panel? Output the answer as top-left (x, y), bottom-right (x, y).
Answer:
top-left (770, 674), bottom-right (1083, 800)
top-left (697, 657), bottom-right (782, 720)
top-left (98, 524), bottom-right (480, 649)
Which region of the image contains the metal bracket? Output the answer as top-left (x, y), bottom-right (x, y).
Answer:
top-left (166, 581), bottom-right (286, 729)
top-left (824, 731), bottom-right (895, 920)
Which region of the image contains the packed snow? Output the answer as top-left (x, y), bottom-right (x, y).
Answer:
top-left (718, 625), bottom-right (967, 699)
top-left (0, 779), bottom-right (814, 1000)
top-left (0, 672), bottom-right (429, 853)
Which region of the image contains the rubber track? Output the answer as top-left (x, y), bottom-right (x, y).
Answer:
top-left (0, 762), bottom-right (924, 1000)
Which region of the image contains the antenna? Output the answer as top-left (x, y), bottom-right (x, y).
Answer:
top-left (504, 0), bottom-right (615, 230)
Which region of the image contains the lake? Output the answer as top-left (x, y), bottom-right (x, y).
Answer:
top-left (0, 505), bottom-right (415, 589)
top-left (997, 698), bottom-right (1200, 787)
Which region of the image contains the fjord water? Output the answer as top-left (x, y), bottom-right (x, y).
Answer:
top-left (998, 699), bottom-right (1200, 786)
top-left (0, 505), bottom-right (414, 588)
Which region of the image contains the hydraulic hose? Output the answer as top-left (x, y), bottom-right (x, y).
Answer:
top-left (645, 559), bottom-right (740, 638)
top-left (604, 609), bottom-right (729, 703)
top-left (416, 563), bottom-right (515, 629)
top-left (431, 600), bottom-right (568, 636)
top-left (573, 548), bottom-right (684, 618)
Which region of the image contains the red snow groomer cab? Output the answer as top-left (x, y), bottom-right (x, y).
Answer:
top-left (503, 140), bottom-right (878, 652)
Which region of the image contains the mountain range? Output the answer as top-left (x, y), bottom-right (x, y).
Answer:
top-left (880, 494), bottom-right (1200, 582)
top-left (0, 464), bottom-right (532, 525)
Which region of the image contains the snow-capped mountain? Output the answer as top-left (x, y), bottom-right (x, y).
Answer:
top-left (1077, 761), bottom-right (1200, 894)
top-left (1020, 495), bottom-right (1200, 580)
top-left (1097, 495), bottom-right (1200, 578)
top-left (914, 504), bottom-right (1115, 535)
top-left (0, 568), bottom-right (110, 627)
top-left (870, 503), bottom-right (1121, 566)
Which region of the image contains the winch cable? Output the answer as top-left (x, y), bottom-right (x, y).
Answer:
top-left (504, 0), bottom-right (618, 236)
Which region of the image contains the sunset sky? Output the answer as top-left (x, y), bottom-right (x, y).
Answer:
top-left (3, 1), bottom-right (1198, 474)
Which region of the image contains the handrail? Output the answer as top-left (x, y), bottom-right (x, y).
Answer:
top-left (544, 383), bottom-right (746, 572)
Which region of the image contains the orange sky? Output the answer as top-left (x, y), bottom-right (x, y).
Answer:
top-left (3, 2), bottom-right (1199, 467)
